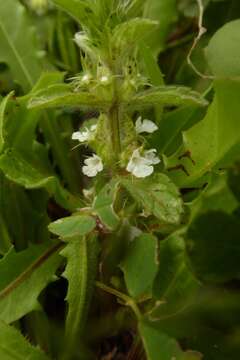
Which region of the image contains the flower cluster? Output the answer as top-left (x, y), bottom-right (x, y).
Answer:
top-left (72, 116), bottom-right (160, 178)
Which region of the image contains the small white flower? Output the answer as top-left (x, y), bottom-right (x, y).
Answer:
top-left (135, 116), bottom-right (158, 134)
top-left (143, 149), bottom-right (161, 165)
top-left (100, 75), bottom-right (110, 84)
top-left (126, 148), bottom-right (160, 178)
top-left (82, 155), bottom-right (103, 177)
top-left (81, 74), bottom-right (91, 85)
top-left (74, 32), bottom-right (93, 56)
top-left (72, 125), bottom-right (97, 143)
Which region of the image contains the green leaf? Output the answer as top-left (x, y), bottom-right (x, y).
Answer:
top-left (93, 180), bottom-right (120, 230)
top-left (28, 84), bottom-right (110, 110)
top-left (0, 242), bottom-right (62, 323)
top-left (49, 215), bottom-right (96, 240)
top-left (144, 0), bottom-right (178, 55)
top-left (121, 173), bottom-right (183, 225)
top-left (139, 321), bottom-right (200, 360)
top-left (0, 149), bottom-right (81, 212)
top-left (121, 233), bottom-right (158, 298)
top-left (51, 0), bottom-right (95, 26)
top-left (128, 86), bottom-right (208, 110)
top-left (186, 211), bottom-right (240, 283)
top-left (0, 0), bottom-right (42, 91)
top-left (166, 20), bottom-right (240, 187)
top-left (0, 93), bottom-right (13, 153)
top-left (61, 235), bottom-right (99, 358)
top-left (151, 235), bottom-right (199, 319)
top-left (112, 18), bottom-right (158, 52)
top-left (0, 321), bottom-right (50, 360)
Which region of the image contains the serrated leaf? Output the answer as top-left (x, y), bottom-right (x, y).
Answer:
top-left (0, 0), bottom-right (42, 91)
top-left (61, 235), bottom-right (99, 358)
top-left (0, 149), bottom-right (81, 211)
top-left (93, 180), bottom-right (120, 230)
top-left (0, 242), bottom-right (62, 323)
top-left (0, 321), bottom-right (50, 360)
top-left (49, 215), bottom-right (96, 240)
top-left (28, 84), bottom-right (110, 110)
top-left (121, 173), bottom-right (183, 224)
top-left (127, 86), bottom-right (208, 110)
top-left (121, 233), bottom-right (158, 298)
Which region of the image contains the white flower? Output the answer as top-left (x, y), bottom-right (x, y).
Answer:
top-left (100, 75), bottom-right (110, 84)
top-left (126, 148), bottom-right (160, 178)
top-left (81, 74), bottom-right (91, 85)
top-left (82, 155), bottom-right (103, 177)
top-left (72, 125), bottom-right (97, 143)
top-left (135, 116), bottom-right (158, 134)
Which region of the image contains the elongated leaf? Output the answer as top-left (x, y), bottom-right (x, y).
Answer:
top-left (28, 84), bottom-right (111, 110)
top-left (0, 242), bottom-right (62, 323)
top-left (121, 173), bottom-right (183, 224)
top-left (151, 235), bottom-right (199, 320)
top-left (144, 0), bottom-right (178, 55)
top-left (0, 149), bottom-right (81, 211)
top-left (51, 0), bottom-right (95, 26)
top-left (49, 215), bottom-right (96, 240)
top-left (0, 93), bottom-right (14, 153)
top-left (140, 322), bottom-right (182, 360)
top-left (0, 0), bottom-right (42, 91)
top-left (61, 235), bottom-right (99, 358)
top-left (166, 20), bottom-right (240, 187)
top-left (93, 180), bottom-right (120, 230)
top-left (121, 233), bottom-right (158, 298)
top-left (139, 322), bottom-right (201, 360)
top-left (0, 321), bottom-right (50, 360)
top-left (127, 86), bottom-right (208, 109)
top-left (112, 18), bottom-right (158, 51)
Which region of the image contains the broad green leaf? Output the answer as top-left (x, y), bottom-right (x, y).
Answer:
top-left (121, 233), bottom-right (158, 298)
top-left (0, 321), bottom-right (50, 360)
top-left (61, 235), bottom-right (99, 358)
top-left (139, 322), bottom-right (201, 360)
top-left (121, 173), bottom-right (183, 224)
top-left (93, 180), bottom-right (120, 230)
top-left (28, 84), bottom-right (110, 110)
top-left (0, 149), bottom-right (81, 211)
top-left (112, 18), bottom-right (158, 52)
top-left (0, 0), bottom-right (42, 91)
top-left (0, 242), bottom-right (62, 323)
top-left (151, 235), bottom-right (199, 319)
top-left (166, 20), bottom-right (240, 187)
top-left (205, 19), bottom-right (240, 77)
top-left (144, 0), bottom-right (178, 55)
top-left (186, 211), bottom-right (240, 283)
top-left (49, 215), bottom-right (96, 240)
top-left (51, 0), bottom-right (95, 26)
top-left (127, 86), bottom-right (208, 110)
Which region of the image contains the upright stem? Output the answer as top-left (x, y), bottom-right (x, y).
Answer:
top-left (108, 102), bottom-right (121, 158)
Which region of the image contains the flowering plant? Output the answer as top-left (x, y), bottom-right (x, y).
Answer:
top-left (0, 0), bottom-right (240, 359)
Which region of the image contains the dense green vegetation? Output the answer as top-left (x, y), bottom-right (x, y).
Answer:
top-left (1, 0), bottom-right (240, 359)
